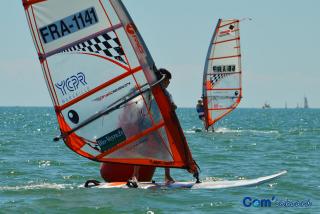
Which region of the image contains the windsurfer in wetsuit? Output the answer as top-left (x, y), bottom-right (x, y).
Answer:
top-left (196, 100), bottom-right (205, 121)
top-left (196, 99), bottom-right (214, 132)
top-left (196, 99), bottom-right (209, 131)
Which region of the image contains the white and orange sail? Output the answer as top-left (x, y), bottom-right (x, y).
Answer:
top-left (202, 19), bottom-right (242, 130)
top-left (22, 0), bottom-right (198, 175)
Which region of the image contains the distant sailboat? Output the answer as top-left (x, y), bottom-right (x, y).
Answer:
top-left (262, 102), bottom-right (271, 109)
top-left (304, 97), bottom-right (309, 109)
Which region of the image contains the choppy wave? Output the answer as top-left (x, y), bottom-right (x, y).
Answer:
top-left (183, 126), bottom-right (204, 133)
top-left (0, 183), bottom-right (73, 191)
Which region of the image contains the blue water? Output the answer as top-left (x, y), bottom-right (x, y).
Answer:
top-left (0, 107), bottom-right (319, 213)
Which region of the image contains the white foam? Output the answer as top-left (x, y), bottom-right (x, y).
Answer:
top-left (215, 127), bottom-right (279, 135)
top-left (183, 127), bottom-right (279, 135)
top-left (214, 127), bottom-right (241, 133)
top-left (0, 183), bottom-right (73, 191)
top-left (184, 130), bottom-right (197, 134)
top-left (184, 126), bottom-right (203, 133)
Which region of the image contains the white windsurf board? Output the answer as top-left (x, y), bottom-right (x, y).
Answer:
top-left (85, 170), bottom-right (287, 189)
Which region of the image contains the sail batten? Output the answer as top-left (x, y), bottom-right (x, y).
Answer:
top-left (213, 37), bottom-right (240, 44)
top-left (208, 71), bottom-right (241, 75)
top-left (202, 19), bottom-right (242, 130)
top-left (209, 54), bottom-right (241, 60)
top-left (207, 88), bottom-right (241, 91)
top-left (218, 20), bottom-right (239, 28)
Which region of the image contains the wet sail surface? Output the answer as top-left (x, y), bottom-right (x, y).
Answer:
top-left (23, 0), bottom-right (197, 171)
top-left (203, 19), bottom-right (242, 129)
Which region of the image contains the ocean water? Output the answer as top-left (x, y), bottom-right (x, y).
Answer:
top-left (0, 107), bottom-right (319, 213)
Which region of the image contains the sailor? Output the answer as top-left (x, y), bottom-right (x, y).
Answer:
top-left (196, 99), bottom-right (205, 121)
top-left (128, 68), bottom-right (176, 187)
top-left (101, 68), bottom-right (176, 187)
top-left (157, 68), bottom-right (176, 184)
top-left (157, 68), bottom-right (177, 110)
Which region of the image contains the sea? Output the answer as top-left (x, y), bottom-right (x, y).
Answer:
top-left (0, 107), bottom-right (319, 213)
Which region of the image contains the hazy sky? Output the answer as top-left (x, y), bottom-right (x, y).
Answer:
top-left (1, 0), bottom-right (319, 108)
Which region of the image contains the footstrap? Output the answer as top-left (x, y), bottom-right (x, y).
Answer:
top-left (84, 179), bottom-right (101, 188)
top-left (126, 180), bottom-right (138, 188)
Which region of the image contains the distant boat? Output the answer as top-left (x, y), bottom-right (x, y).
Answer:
top-left (285, 102), bottom-right (287, 109)
top-left (262, 102), bottom-right (271, 109)
top-left (304, 97), bottom-right (309, 109)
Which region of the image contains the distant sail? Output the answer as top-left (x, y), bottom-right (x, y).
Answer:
top-left (202, 19), bottom-right (242, 130)
top-left (262, 102), bottom-right (271, 109)
top-left (22, 0), bottom-right (198, 174)
top-left (304, 97), bottom-right (309, 109)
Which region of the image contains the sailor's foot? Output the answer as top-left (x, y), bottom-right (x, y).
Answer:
top-left (165, 180), bottom-right (175, 185)
top-left (165, 176), bottom-right (175, 185)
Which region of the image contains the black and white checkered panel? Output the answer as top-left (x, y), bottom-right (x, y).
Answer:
top-left (63, 31), bottom-right (127, 65)
top-left (210, 73), bottom-right (230, 86)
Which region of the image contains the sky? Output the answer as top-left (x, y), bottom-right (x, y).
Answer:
top-left (1, 0), bottom-right (320, 108)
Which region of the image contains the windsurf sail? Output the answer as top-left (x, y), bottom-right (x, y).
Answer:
top-left (22, 0), bottom-right (198, 175)
top-left (202, 19), bottom-right (242, 130)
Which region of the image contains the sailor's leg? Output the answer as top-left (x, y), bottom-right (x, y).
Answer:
top-left (127, 166), bottom-right (140, 188)
top-left (200, 117), bottom-right (206, 131)
top-left (133, 166), bottom-right (140, 180)
top-left (164, 168), bottom-right (175, 184)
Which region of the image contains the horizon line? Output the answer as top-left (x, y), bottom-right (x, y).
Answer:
top-left (0, 105), bottom-right (318, 109)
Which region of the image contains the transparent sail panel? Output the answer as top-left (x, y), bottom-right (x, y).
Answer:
top-left (106, 127), bottom-right (173, 161)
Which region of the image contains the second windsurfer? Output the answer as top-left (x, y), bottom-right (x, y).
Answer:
top-left (196, 99), bottom-right (205, 121)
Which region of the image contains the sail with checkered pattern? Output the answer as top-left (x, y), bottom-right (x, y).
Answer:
top-left (22, 0), bottom-right (198, 175)
top-left (202, 19), bottom-right (242, 130)
top-left (63, 32), bottom-right (127, 64)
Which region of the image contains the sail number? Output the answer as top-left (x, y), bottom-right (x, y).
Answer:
top-left (213, 65), bottom-right (236, 72)
top-left (39, 7), bottom-right (99, 44)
